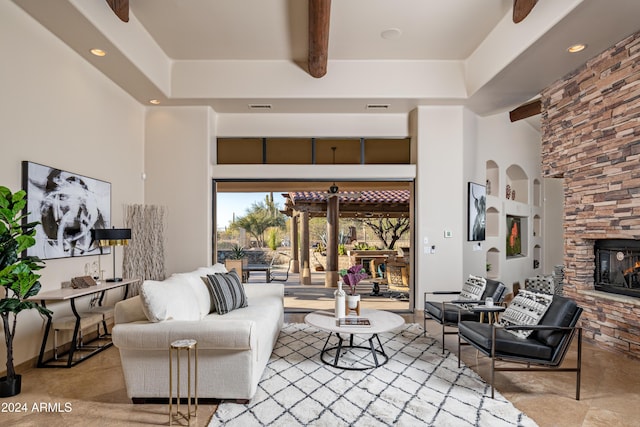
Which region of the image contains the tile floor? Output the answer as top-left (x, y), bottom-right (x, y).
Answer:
top-left (2, 310), bottom-right (639, 426)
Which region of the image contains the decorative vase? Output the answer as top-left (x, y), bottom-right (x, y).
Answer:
top-left (334, 281), bottom-right (345, 319)
top-left (0, 375), bottom-right (22, 397)
top-left (346, 294), bottom-right (361, 316)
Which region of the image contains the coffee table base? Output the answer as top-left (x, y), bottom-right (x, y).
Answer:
top-left (320, 332), bottom-right (388, 370)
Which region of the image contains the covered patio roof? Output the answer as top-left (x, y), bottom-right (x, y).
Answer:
top-left (282, 190), bottom-right (410, 218)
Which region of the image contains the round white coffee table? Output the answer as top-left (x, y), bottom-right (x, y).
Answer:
top-left (304, 309), bottom-right (405, 370)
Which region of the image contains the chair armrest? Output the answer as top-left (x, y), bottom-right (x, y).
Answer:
top-left (428, 291), bottom-right (462, 295)
top-left (504, 325), bottom-right (580, 332)
top-left (449, 299), bottom-right (478, 305)
top-left (471, 306), bottom-right (506, 313)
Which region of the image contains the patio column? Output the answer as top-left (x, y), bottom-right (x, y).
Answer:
top-left (290, 214), bottom-right (299, 273)
top-left (325, 195), bottom-right (339, 287)
top-left (299, 209), bottom-right (311, 285)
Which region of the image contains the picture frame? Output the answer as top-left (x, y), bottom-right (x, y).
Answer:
top-left (506, 215), bottom-right (522, 257)
top-left (467, 182), bottom-right (486, 241)
top-left (22, 161), bottom-right (111, 259)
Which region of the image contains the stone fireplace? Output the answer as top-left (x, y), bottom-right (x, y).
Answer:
top-left (541, 30), bottom-right (640, 359)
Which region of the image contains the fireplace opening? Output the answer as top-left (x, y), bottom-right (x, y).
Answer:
top-left (595, 239), bottom-right (640, 298)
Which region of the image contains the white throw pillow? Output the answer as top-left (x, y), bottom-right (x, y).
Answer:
top-left (171, 271), bottom-right (212, 317)
top-left (139, 277), bottom-right (201, 322)
top-left (196, 264), bottom-right (228, 275)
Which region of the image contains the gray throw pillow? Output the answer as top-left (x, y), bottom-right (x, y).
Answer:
top-left (206, 271), bottom-right (248, 315)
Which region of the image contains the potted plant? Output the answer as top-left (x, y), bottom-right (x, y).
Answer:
top-left (228, 244), bottom-right (246, 260)
top-left (340, 264), bottom-right (368, 312)
top-left (0, 186), bottom-right (50, 397)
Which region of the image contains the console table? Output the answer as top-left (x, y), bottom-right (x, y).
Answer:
top-left (28, 278), bottom-right (139, 368)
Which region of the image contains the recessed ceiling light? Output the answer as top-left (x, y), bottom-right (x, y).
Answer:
top-left (567, 43), bottom-right (587, 53)
top-left (380, 28), bottom-right (402, 40)
top-left (90, 48), bottom-right (106, 57)
top-left (149, 99), bottom-right (161, 105)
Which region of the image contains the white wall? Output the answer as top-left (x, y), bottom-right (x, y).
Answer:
top-left (0, 2), bottom-right (144, 368)
top-left (476, 114), bottom-right (546, 292)
top-left (413, 106), bottom-right (467, 306)
top-left (144, 107), bottom-right (214, 274)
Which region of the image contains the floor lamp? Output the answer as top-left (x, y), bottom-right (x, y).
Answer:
top-left (93, 227), bottom-right (131, 282)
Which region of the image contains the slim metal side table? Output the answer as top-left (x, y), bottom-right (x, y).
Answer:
top-left (169, 339), bottom-right (198, 426)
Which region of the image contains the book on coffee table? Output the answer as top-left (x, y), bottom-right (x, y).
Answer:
top-left (337, 317), bottom-right (371, 327)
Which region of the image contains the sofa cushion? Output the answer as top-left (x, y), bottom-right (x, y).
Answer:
top-left (171, 271), bottom-right (213, 318)
top-left (139, 277), bottom-right (201, 322)
top-left (197, 263), bottom-right (228, 275)
top-left (206, 271), bottom-right (248, 314)
top-left (498, 289), bottom-right (553, 338)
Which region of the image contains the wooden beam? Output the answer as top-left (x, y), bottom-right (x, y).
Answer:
top-left (513, 0), bottom-right (538, 24)
top-left (106, 0), bottom-right (129, 23)
top-left (308, 0), bottom-right (331, 78)
top-left (509, 98), bottom-right (541, 122)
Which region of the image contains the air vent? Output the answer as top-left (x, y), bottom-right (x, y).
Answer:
top-left (248, 104), bottom-right (272, 110)
top-left (366, 104), bottom-right (390, 110)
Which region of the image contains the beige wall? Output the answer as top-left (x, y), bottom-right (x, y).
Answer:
top-left (0, 2), bottom-right (144, 368)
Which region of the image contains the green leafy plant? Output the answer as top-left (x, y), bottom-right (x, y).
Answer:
top-left (228, 244), bottom-right (246, 260)
top-left (267, 229), bottom-right (278, 251)
top-left (0, 186), bottom-right (51, 395)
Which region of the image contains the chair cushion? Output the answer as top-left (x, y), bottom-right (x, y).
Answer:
top-left (458, 275), bottom-right (486, 309)
top-left (498, 289), bottom-right (553, 338)
top-left (206, 271), bottom-right (248, 314)
top-left (458, 321), bottom-right (554, 361)
top-left (424, 301), bottom-right (479, 324)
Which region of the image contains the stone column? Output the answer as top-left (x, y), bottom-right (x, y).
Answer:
top-left (290, 214), bottom-right (299, 273)
top-left (299, 210), bottom-right (311, 285)
top-left (325, 196), bottom-right (339, 287)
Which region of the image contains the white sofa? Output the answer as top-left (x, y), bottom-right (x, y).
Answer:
top-left (112, 265), bottom-right (284, 402)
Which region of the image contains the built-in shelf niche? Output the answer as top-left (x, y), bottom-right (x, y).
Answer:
top-left (533, 179), bottom-right (541, 206)
top-left (506, 164), bottom-right (528, 203)
top-left (533, 214), bottom-right (541, 237)
top-left (486, 160), bottom-right (499, 197)
top-left (486, 247), bottom-right (500, 279)
top-left (533, 245), bottom-right (541, 269)
top-left (486, 206), bottom-right (500, 237)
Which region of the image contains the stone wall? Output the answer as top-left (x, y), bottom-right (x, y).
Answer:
top-left (540, 31), bottom-right (640, 358)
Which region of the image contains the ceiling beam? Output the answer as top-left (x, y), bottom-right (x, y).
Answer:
top-left (513, 0), bottom-right (538, 23)
top-left (106, 0), bottom-right (129, 22)
top-left (308, 0), bottom-right (331, 78)
top-left (509, 98), bottom-right (541, 122)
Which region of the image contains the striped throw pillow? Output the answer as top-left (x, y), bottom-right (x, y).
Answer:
top-left (206, 271), bottom-right (248, 314)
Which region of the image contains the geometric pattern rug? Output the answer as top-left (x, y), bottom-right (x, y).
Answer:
top-left (209, 323), bottom-right (538, 427)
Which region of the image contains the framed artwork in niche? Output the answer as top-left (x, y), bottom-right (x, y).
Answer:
top-left (22, 161), bottom-right (111, 259)
top-left (467, 182), bottom-right (486, 241)
top-left (506, 215), bottom-right (522, 257)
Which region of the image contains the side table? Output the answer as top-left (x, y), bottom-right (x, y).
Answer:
top-left (472, 305), bottom-right (506, 324)
top-left (169, 339), bottom-right (198, 426)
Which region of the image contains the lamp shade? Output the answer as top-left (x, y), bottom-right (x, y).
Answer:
top-left (93, 228), bottom-right (131, 247)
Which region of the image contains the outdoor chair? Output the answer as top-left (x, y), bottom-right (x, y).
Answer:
top-left (424, 278), bottom-right (506, 353)
top-left (457, 294), bottom-right (583, 399)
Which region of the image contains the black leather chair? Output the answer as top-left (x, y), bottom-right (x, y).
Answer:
top-left (423, 278), bottom-right (507, 353)
top-left (457, 295), bottom-right (583, 399)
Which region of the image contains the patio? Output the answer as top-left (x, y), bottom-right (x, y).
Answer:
top-left (246, 264), bottom-right (411, 312)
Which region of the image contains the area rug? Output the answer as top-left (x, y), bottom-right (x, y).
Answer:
top-left (209, 323), bottom-right (537, 427)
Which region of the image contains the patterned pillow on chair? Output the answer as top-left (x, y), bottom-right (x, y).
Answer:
top-left (498, 289), bottom-right (553, 338)
top-left (458, 275), bottom-right (487, 309)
